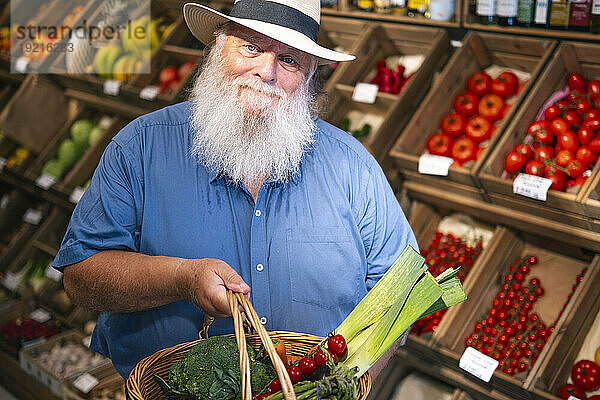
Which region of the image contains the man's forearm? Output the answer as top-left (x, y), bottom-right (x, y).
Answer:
top-left (62, 250), bottom-right (189, 313)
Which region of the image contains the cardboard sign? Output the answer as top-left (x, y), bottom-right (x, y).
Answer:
top-left (513, 173), bottom-right (553, 201)
top-left (418, 154), bottom-right (453, 176)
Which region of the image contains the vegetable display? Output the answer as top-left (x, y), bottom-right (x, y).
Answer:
top-left (368, 59), bottom-right (412, 95)
top-left (0, 317), bottom-right (61, 357)
top-left (502, 73), bottom-right (600, 192)
top-left (425, 70), bottom-right (523, 166)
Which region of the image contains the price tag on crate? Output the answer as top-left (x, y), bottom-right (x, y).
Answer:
top-left (15, 57), bottom-right (28, 73)
top-left (103, 80), bottom-right (121, 96)
top-left (450, 40), bottom-right (463, 48)
top-left (30, 308), bottom-right (51, 323)
top-left (459, 346), bottom-right (499, 382)
top-left (513, 173), bottom-right (552, 201)
top-left (70, 186), bottom-right (86, 204)
top-left (2, 272), bottom-right (20, 291)
top-left (418, 154), bottom-right (453, 176)
top-left (45, 264), bottom-right (63, 282)
top-left (139, 85), bottom-right (160, 101)
top-left (73, 373), bottom-right (99, 393)
top-left (352, 83), bottom-right (378, 104)
top-left (1, 194), bottom-right (9, 209)
top-left (82, 335), bottom-right (92, 348)
top-left (35, 173), bottom-right (56, 190)
top-left (23, 208), bottom-right (42, 225)
top-left (0, 157), bottom-right (6, 173)
top-left (98, 116), bottom-right (114, 129)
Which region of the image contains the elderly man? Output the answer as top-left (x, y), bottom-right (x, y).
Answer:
top-left (53, 0), bottom-right (417, 381)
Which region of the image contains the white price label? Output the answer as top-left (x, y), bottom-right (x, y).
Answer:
top-left (418, 154), bottom-right (454, 176)
top-left (2, 272), bottom-right (20, 291)
top-left (36, 173), bottom-right (56, 190)
top-left (70, 186), bottom-right (86, 204)
top-left (568, 396), bottom-right (583, 400)
top-left (459, 346), bottom-right (499, 382)
top-left (23, 208), bottom-right (42, 225)
top-left (73, 373), bottom-right (99, 393)
top-left (0, 194), bottom-right (9, 209)
top-left (352, 83), bottom-right (379, 104)
top-left (0, 157), bottom-right (6, 173)
top-left (98, 116), bottom-right (113, 129)
top-left (82, 335), bottom-right (92, 348)
top-left (15, 57), bottom-right (28, 73)
top-left (103, 80), bottom-right (121, 96)
top-left (139, 85), bottom-right (160, 101)
top-left (45, 265), bottom-right (63, 282)
top-left (30, 308), bottom-right (51, 323)
top-left (451, 40), bottom-right (463, 47)
top-left (513, 173), bottom-right (553, 201)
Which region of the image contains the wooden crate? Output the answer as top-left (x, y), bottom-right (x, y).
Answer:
top-left (432, 227), bottom-right (599, 400)
top-left (524, 263), bottom-right (600, 400)
top-left (323, 22), bottom-right (451, 161)
top-left (478, 41), bottom-right (600, 221)
top-left (389, 32), bottom-right (556, 190)
top-left (581, 166), bottom-right (600, 230)
top-left (62, 363), bottom-right (123, 400)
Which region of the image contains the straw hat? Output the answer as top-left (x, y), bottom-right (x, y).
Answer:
top-left (183, 0), bottom-right (356, 64)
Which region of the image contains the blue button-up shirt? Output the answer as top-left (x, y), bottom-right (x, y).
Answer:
top-left (53, 101), bottom-right (417, 379)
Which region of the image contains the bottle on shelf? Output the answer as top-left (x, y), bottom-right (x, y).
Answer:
top-left (407, 0), bottom-right (430, 17)
top-left (477, 0), bottom-right (498, 23)
top-left (430, 0), bottom-right (456, 19)
top-left (497, 0), bottom-right (519, 24)
top-left (357, 0), bottom-right (376, 10)
top-left (517, 0), bottom-right (536, 25)
top-left (569, 0), bottom-right (591, 30)
top-left (391, 0), bottom-right (409, 14)
top-left (548, 0), bottom-right (571, 28)
top-left (534, 0), bottom-right (550, 26)
top-left (375, 0), bottom-right (393, 12)
top-left (590, 0), bottom-right (600, 31)
top-left (468, 0), bottom-right (478, 21)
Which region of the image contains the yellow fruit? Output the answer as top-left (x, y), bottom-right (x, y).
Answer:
top-left (161, 22), bottom-right (176, 40)
top-left (595, 346), bottom-right (600, 366)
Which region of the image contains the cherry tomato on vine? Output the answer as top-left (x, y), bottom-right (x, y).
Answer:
top-left (568, 73), bottom-right (587, 91)
top-left (558, 131), bottom-right (580, 152)
top-left (576, 146), bottom-right (597, 165)
top-left (525, 160), bottom-right (544, 176)
top-left (528, 120), bottom-right (553, 144)
top-left (286, 366), bottom-right (303, 383)
top-left (589, 79), bottom-right (600, 95)
top-left (298, 357), bottom-right (316, 376)
top-left (268, 378), bottom-right (282, 393)
top-left (515, 143), bottom-right (533, 159)
top-left (557, 383), bottom-right (586, 400)
top-left (505, 151), bottom-right (527, 173)
top-left (556, 149), bottom-right (574, 167)
top-left (567, 160), bottom-right (586, 178)
top-left (314, 350), bottom-right (328, 367)
top-left (327, 334), bottom-right (347, 357)
top-left (544, 105), bottom-right (561, 120)
top-left (579, 126), bottom-right (595, 145)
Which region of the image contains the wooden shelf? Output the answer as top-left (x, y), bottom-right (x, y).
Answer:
top-left (463, 21), bottom-right (600, 41)
top-left (0, 349), bottom-right (60, 400)
top-left (322, 7), bottom-right (461, 28)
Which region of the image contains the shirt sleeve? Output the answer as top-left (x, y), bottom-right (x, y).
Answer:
top-left (52, 135), bottom-right (143, 270)
top-left (358, 160), bottom-right (418, 291)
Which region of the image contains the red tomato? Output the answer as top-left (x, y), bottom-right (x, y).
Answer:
top-left (567, 160), bottom-right (586, 178)
top-left (589, 79), bottom-right (600, 95)
top-left (452, 137), bottom-right (477, 164)
top-left (515, 143), bottom-right (533, 159)
top-left (268, 378), bottom-right (282, 393)
top-left (314, 350), bottom-right (328, 367)
top-left (427, 133), bottom-right (453, 157)
top-left (467, 72), bottom-right (492, 97)
top-left (298, 357), bottom-right (316, 376)
top-left (551, 118), bottom-right (572, 136)
top-left (559, 131), bottom-right (580, 152)
top-left (479, 94), bottom-right (505, 121)
top-left (159, 66), bottom-right (179, 86)
top-left (568, 90), bottom-right (584, 103)
top-left (441, 113), bottom-right (467, 138)
top-left (565, 110), bottom-right (582, 127)
top-left (327, 334), bottom-right (347, 357)
top-left (545, 168), bottom-right (566, 192)
top-left (557, 99), bottom-right (570, 110)
top-left (577, 146), bottom-right (597, 165)
top-left (579, 126), bottom-right (596, 145)
top-left (528, 120), bottom-right (553, 144)
top-left (544, 105), bottom-right (561, 120)
top-left (577, 98), bottom-right (592, 114)
top-left (286, 366), bottom-right (303, 383)
top-left (556, 149), bottom-right (574, 167)
top-left (584, 110), bottom-right (600, 121)
top-left (584, 118), bottom-right (600, 131)
top-left (505, 151), bottom-right (527, 173)
top-left (525, 160), bottom-right (544, 176)
top-left (572, 360), bottom-right (600, 391)
top-left (491, 74), bottom-right (517, 98)
top-left (465, 116), bottom-right (492, 143)
top-left (178, 61), bottom-right (196, 80)
top-left (568, 73), bottom-right (587, 91)
top-left (326, 348), bottom-right (338, 363)
top-left (454, 93), bottom-right (479, 117)
top-left (535, 145), bottom-right (554, 162)
top-left (557, 383), bottom-right (587, 399)
top-left (590, 136), bottom-right (600, 153)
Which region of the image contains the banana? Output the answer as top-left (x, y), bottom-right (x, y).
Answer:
top-left (161, 22), bottom-right (176, 41)
top-left (94, 46), bottom-right (109, 78)
top-left (104, 45), bottom-right (122, 79)
top-left (149, 19), bottom-right (160, 50)
top-left (131, 15), bottom-right (151, 54)
top-left (113, 56), bottom-right (128, 81)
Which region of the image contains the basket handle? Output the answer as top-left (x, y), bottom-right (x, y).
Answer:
top-left (226, 290), bottom-right (297, 400)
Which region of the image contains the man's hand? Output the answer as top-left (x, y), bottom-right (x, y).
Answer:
top-left (182, 258), bottom-right (251, 319)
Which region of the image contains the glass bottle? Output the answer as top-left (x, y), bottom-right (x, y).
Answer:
top-left (548, 0), bottom-right (570, 29)
top-left (497, 0), bottom-right (519, 24)
top-left (517, 0), bottom-right (536, 25)
top-left (477, 0), bottom-right (498, 23)
top-left (357, 0), bottom-right (376, 11)
top-left (392, 0), bottom-right (409, 14)
top-left (534, 0), bottom-right (550, 26)
top-left (589, 0), bottom-right (600, 31)
top-left (407, 0), bottom-right (430, 17)
top-left (375, 0), bottom-right (393, 12)
top-left (569, 0), bottom-right (591, 30)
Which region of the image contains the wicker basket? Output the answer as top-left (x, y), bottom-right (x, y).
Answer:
top-left (127, 291), bottom-right (372, 400)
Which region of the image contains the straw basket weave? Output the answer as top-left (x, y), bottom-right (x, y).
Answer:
top-left (127, 291), bottom-right (371, 400)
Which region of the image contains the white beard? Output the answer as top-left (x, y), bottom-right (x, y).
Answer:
top-left (189, 37), bottom-right (316, 187)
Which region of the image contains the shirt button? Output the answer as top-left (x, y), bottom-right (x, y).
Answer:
top-left (255, 209), bottom-right (261, 217)
top-left (260, 317), bottom-right (267, 325)
top-left (256, 264), bottom-right (264, 272)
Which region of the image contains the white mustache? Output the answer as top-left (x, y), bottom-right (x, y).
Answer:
top-left (233, 78), bottom-right (286, 99)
